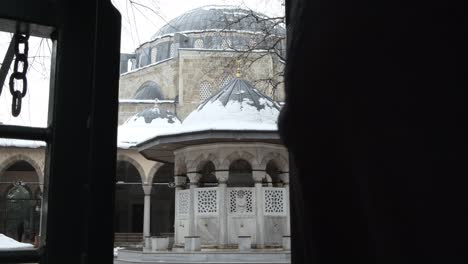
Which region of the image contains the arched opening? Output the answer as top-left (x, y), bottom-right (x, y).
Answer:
top-left (150, 164), bottom-right (175, 237)
top-left (133, 81), bottom-right (164, 100)
top-left (228, 159), bottom-right (254, 187)
top-left (266, 160), bottom-right (282, 187)
top-left (115, 160), bottom-right (144, 233)
top-left (0, 160), bottom-right (41, 242)
top-left (198, 161), bottom-right (217, 187)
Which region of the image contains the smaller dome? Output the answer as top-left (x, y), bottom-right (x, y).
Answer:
top-left (133, 81), bottom-right (164, 100)
top-left (124, 107), bottom-right (181, 127)
top-left (118, 106), bottom-right (181, 148)
top-left (183, 78), bottom-right (280, 130)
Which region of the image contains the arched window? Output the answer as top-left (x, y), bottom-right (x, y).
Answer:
top-left (138, 53), bottom-right (144, 68)
top-left (198, 161), bottom-right (217, 187)
top-left (228, 159), bottom-right (254, 187)
top-left (266, 160), bottom-right (282, 187)
top-left (194, 39), bottom-right (204, 49)
top-left (5, 184), bottom-right (36, 242)
top-left (151, 47), bottom-right (158, 63)
top-left (0, 160), bottom-right (41, 242)
top-left (199, 81), bottom-right (212, 102)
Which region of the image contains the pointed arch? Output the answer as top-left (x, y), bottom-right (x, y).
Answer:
top-left (0, 154), bottom-right (43, 184)
top-left (116, 154), bottom-right (146, 183)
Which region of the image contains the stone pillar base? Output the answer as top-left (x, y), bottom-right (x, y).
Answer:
top-left (238, 236), bottom-right (252, 251)
top-left (144, 237), bottom-right (151, 250)
top-left (282, 236), bottom-right (291, 251)
top-left (184, 236), bottom-right (201, 251)
top-left (151, 236), bottom-right (169, 251)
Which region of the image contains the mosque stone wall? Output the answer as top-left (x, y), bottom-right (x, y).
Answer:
top-left (119, 59), bottom-right (179, 100)
top-left (176, 49), bottom-right (284, 120)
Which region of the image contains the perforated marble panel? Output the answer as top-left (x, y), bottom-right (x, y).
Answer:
top-left (196, 188), bottom-right (218, 214)
top-left (218, 74), bottom-right (233, 89)
top-left (177, 190), bottom-right (190, 215)
top-left (194, 38), bottom-right (204, 49)
top-left (199, 81), bottom-right (212, 101)
top-left (229, 188), bottom-right (254, 214)
top-left (264, 188), bottom-right (286, 215)
top-left (221, 38), bottom-right (232, 49)
top-left (170, 43), bottom-right (176, 57)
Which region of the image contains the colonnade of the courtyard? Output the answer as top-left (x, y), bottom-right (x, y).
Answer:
top-left (0, 143), bottom-right (289, 249)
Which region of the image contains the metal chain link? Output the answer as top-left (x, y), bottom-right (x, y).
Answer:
top-left (8, 33), bottom-right (30, 117)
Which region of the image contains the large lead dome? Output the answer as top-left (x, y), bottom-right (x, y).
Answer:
top-left (152, 5), bottom-right (284, 39)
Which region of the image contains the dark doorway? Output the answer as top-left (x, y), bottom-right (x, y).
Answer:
top-left (150, 164), bottom-right (175, 236)
top-left (114, 160), bottom-right (143, 233)
top-left (131, 204), bottom-right (143, 232)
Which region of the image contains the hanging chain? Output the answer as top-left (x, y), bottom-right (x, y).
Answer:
top-left (8, 32), bottom-right (30, 117)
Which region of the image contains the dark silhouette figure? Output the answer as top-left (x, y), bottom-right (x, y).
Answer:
top-left (17, 222), bottom-right (24, 242)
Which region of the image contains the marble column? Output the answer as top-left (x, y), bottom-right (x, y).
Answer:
top-left (173, 176), bottom-right (187, 245)
top-left (280, 173), bottom-right (291, 236)
top-left (216, 171), bottom-right (229, 248)
top-left (253, 171), bottom-right (265, 248)
top-left (187, 172), bottom-right (201, 236)
top-left (142, 184), bottom-right (152, 249)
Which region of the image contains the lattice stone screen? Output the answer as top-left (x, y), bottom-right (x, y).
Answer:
top-left (221, 38), bottom-right (232, 49)
top-left (177, 190), bottom-right (190, 215)
top-left (196, 188), bottom-right (218, 214)
top-left (199, 81), bottom-right (212, 101)
top-left (218, 74), bottom-right (233, 89)
top-left (229, 188), bottom-right (255, 214)
top-left (263, 188), bottom-right (287, 216)
top-left (194, 38), bottom-right (204, 49)
top-left (170, 43), bottom-right (176, 57)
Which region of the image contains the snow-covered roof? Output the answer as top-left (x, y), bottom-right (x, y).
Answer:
top-left (183, 78), bottom-right (280, 131)
top-left (117, 106), bottom-right (181, 149)
top-left (0, 234), bottom-right (34, 250)
top-left (151, 5), bottom-right (285, 40)
top-left (0, 138), bottom-right (45, 148)
top-left (119, 78), bottom-right (280, 149)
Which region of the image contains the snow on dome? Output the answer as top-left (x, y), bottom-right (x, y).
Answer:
top-left (0, 233), bottom-right (34, 250)
top-left (182, 78), bottom-right (280, 131)
top-left (118, 106), bottom-right (181, 148)
top-left (123, 107), bottom-right (181, 128)
top-left (151, 5), bottom-right (284, 39)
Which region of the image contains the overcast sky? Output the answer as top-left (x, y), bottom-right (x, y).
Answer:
top-left (0, 0), bottom-right (284, 128)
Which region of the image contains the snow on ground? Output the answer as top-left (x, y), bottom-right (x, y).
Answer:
top-left (0, 234), bottom-right (34, 250)
top-left (114, 247), bottom-right (124, 257)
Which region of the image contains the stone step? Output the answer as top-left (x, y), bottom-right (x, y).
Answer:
top-left (114, 233), bottom-right (143, 243)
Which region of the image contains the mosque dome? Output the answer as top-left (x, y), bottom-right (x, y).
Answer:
top-left (152, 5), bottom-right (284, 39)
top-left (183, 77), bottom-right (280, 131)
top-left (118, 106), bottom-right (181, 148)
top-left (131, 5), bottom-right (286, 69)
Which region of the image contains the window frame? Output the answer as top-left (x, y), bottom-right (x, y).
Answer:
top-left (0, 1), bottom-right (121, 263)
